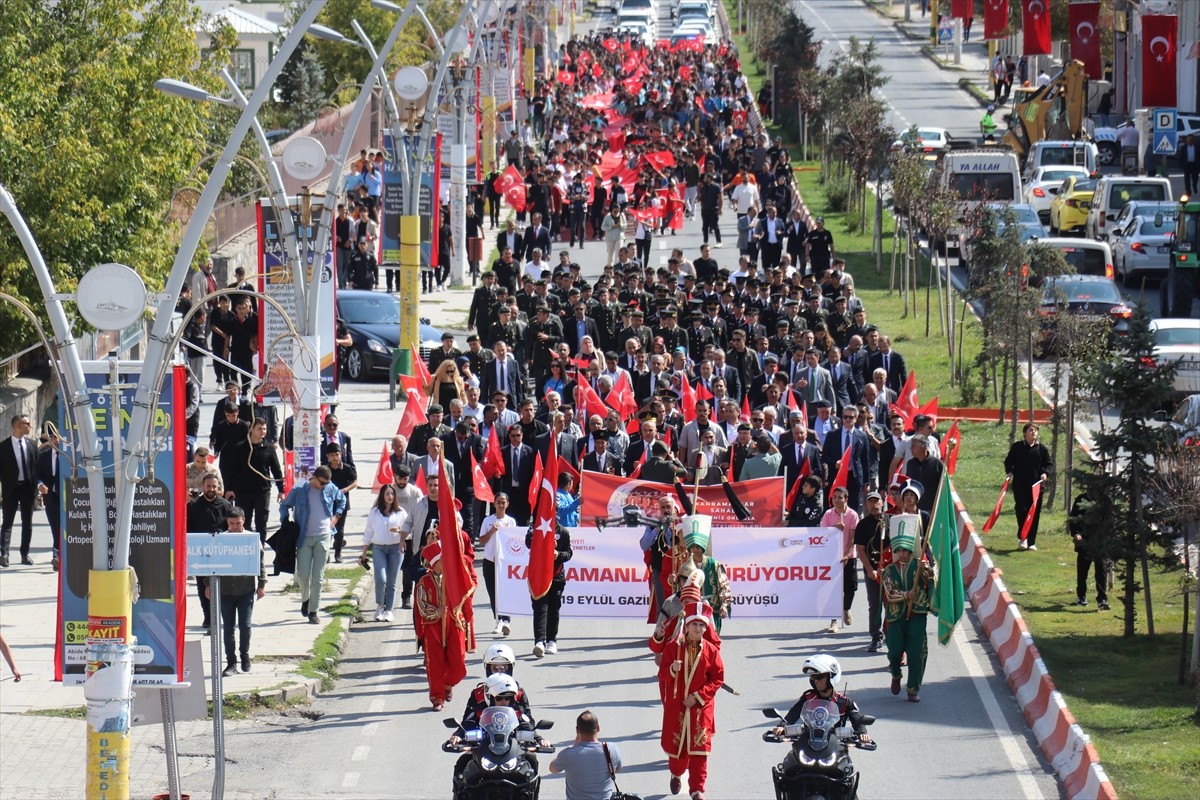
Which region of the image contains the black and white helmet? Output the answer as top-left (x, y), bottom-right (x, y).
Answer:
top-left (802, 653), bottom-right (841, 688)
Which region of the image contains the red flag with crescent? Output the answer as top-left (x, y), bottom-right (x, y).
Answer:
top-left (557, 69), bottom-right (575, 87)
top-left (483, 423), bottom-right (505, 479)
top-left (1068, 3), bottom-right (1102, 79)
top-left (602, 37), bottom-right (618, 52)
top-left (493, 164), bottom-right (527, 213)
top-left (1022, 0), bottom-right (1051, 56)
top-left (370, 444), bottom-right (393, 492)
top-left (1142, 16), bottom-right (1178, 108)
top-left (944, 420), bottom-right (963, 475)
top-left (470, 449), bottom-right (495, 503)
top-left (527, 435), bottom-right (560, 600)
top-left (890, 371), bottom-right (920, 430)
top-left (983, 0), bottom-right (1008, 40)
top-left (642, 150), bottom-right (676, 174)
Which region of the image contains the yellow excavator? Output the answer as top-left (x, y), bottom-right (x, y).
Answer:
top-left (1001, 59), bottom-right (1089, 163)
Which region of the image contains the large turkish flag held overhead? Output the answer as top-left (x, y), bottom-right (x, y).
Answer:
top-left (1142, 16), bottom-right (1178, 108)
top-left (983, 0), bottom-right (1009, 40)
top-left (1068, 3), bottom-right (1102, 80)
top-left (1022, 0), bottom-right (1051, 56)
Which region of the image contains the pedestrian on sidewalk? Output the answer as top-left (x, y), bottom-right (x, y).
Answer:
top-left (478, 493), bottom-right (516, 636)
top-left (279, 465), bottom-right (346, 624)
top-left (361, 483), bottom-right (408, 622)
top-left (219, 417), bottom-right (284, 549)
top-left (35, 422), bottom-right (62, 572)
top-left (1003, 423), bottom-right (1051, 551)
top-left (0, 413), bottom-right (37, 568)
top-left (325, 444), bottom-right (358, 563)
top-left (882, 528), bottom-right (934, 703)
top-left (658, 601), bottom-right (724, 800)
top-left (204, 507), bottom-right (267, 676)
top-left (187, 473), bottom-right (234, 629)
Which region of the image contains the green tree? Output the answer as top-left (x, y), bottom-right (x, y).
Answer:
top-left (276, 45), bottom-right (329, 131)
top-left (1071, 310), bottom-right (1178, 637)
top-left (0, 0), bottom-right (217, 348)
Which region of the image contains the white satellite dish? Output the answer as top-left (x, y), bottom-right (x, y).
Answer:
top-left (76, 263), bottom-right (147, 331)
top-left (394, 66), bottom-right (430, 101)
top-left (281, 136), bottom-right (327, 180)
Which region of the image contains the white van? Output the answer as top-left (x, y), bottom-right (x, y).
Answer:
top-left (939, 149), bottom-right (1023, 252)
top-left (1033, 236), bottom-right (1115, 280)
top-left (1084, 176), bottom-right (1172, 241)
top-left (1022, 141), bottom-right (1098, 183)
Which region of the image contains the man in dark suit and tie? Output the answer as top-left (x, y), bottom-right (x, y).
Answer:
top-left (481, 340), bottom-right (525, 405)
top-left (319, 414), bottom-right (354, 467)
top-left (535, 413), bottom-right (579, 472)
top-left (564, 302), bottom-right (600, 356)
top-left (779, 419), bottom-right (822, 487)
top-left (0, 414), bottom-right (37, 566)
top-left (869, 336), bottom-right (908, 396)
top-left (581, 431), bottom-right (618, 474)
top-left (500, 426), bottom-right (536, 524)
top-left (441, 422), bottom-right (486, 539)
top-left (823, 346), bottom-right (854, 412)
top-left (821, 406), bottom-right (870, 512)
top-left (523, 212), bottom-right (553, 262)
top-left (36, 423), bottom-right (62, 571)
top-left (496, 221), bottom-right (524, 283)
top-left (388, 434), bottom-right (419, 479)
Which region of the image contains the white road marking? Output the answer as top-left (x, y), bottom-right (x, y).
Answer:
top-left (953, 625), bottom-right (1045, 800)
top-left (368, 699), bottom-right (385, 714)
top-left (362, 722), bottom-right (379, 737)
top-left (342, 772), bottom-right (360, 789)
top-left (351, 744), bottom-right (370, 762)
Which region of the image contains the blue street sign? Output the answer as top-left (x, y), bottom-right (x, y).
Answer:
top-left (1154, 108), bottom-right (1177, 133)
top-left (1154, 131), bottom-right (1179, 155)
top-left (186, 532), bottom-right (262, 576)
top-left (1153, 108), bottom-right (1178, 154)
top-left (938, 20), bottom-right (953, 44)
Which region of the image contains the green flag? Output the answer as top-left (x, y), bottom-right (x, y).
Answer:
top-left (930, 469), bottom-right (964, 645)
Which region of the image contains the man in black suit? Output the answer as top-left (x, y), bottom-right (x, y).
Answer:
top-left (500, 426), bottom-right (536, 525)
top-left (319, 414), bottom-right (354, 467)
top-left (441, 422), bottom-right (486, 539)
top-left (622, 417), bottom-right (660, 476)
top-left (563, 302), bottom-right (600, 357)
top-left (869, 336), bottom-right (908, 396)
top-left (779, 419), bottom-right (822, 487)
top-left (480, 340), bottom-right (525, 406)
top-left (468, 271), bottom-right (498, 333)
top-left (581, 431), bottom-right (618, 474)
top-left (824, 346), bottom-right (854, 412)
top-left (634, 354), bottom-right (673, 406)
top-left (523, 212), bottom-right (553, 262)
top-left (821, 406), bottom-right (871, 512)
top-left (208, 381), bottom-right (253, 451)
top-left (496, 219), bottom-right (524, 260)
top-left (535, 413), bottom-right (579, 472)
top-left (1, 414), bottom-right (37, 566)
top-left (35, 424), bottom-right (62, 571)
top-left (211, 402), bottom-right (251, 457)
top-left (711, 350), bottom-right (744, 404)
top-left (388, 434), bottom-right (419, 480)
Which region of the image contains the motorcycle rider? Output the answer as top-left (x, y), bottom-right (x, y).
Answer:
top-left (453, 645), bottom-right (535, 736)
top-left (770, 654), bottom-right (872, 745)
top-left (450, 674), bottom-right (545, 783)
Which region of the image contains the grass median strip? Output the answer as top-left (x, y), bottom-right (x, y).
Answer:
top-left (296, 567), bottom-right (366, 692)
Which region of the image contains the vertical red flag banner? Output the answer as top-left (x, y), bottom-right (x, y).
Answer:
top-left (784, 459), bottom-right (812, 513)
top-left (827, 444), bottom-right (852, 499)
top-left (483, 424), bottom-right (505, 479)
top-left (528, 451), bottom-right (543, 510)
top-left (1068, 2), bottom-right (1102, 79)
top-left (436, 454), bottom-right (471, 685)
top-left (371, 444), bottom-right (394, 492)
top-left (915, 397), bottom-right (939, 429)
top-left (411, 347), bottom-right (433, 395)
top-left (1142, 16), bottom-right (1178, 108)
top-left (951, 0), bottom-right (972, 18)
top-left (891, 371), bottom-right (919, 429)
top-left (983, 0), bottom-right (1009, 40)
top-left (470, 450), bottom-right (495, 503)
top-left (982, 477), bottom-right (1011, 533)
top-left (527, 433), bottom-right (560, 600)
top-left (1019, 480), bottom-right (1043, 542)
top-left (944, 420), bottom-right (963, 475)
top-left (396, 387), bottom-right (428, 439)
top-left (1022, 0), bottom-right (1051, 56)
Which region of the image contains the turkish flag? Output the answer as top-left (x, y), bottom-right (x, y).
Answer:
top-left (786, 387), bottom-right (799, 412)
top-left (631, 205), bottom-right (658, 225)
top-left (606, 130), bottom-right (627, 152)
top-left (622, 52), bottom-right (641, 74)
top-left (436, 453), bottom-right (471, 684)
top-left (679, 64), bottom-right (693, 82)
top-left (483, 423), bottom-right (505, 478)
top-left (741, 392), bottom-right (751, 422)
top-left (1068, 2), bottom-right (1102, 79)
top-left (396, 387), bottom-right (428, 439)
top-left (575, 380), bottom-right (609, 420)
top-left (890, 371), bottom-right (920, 430)
top-left (413, 463), bottom-right (428, 493)
top-left (915, 396), bottom-right (939, 429)
top-left (557, 69), bottom-right (575, 87)
top-left (944, 420), bottom-right (963, 475)
top-left (622, 77), bottom-right (643, 96)
top-left (951, 0), bottom-right (971, 18)
top-left (679, 373), bottom-right (697, 422)
top-left (370, 443), bottom-right (393, 492)
top-left (606, 372), bottom-right (638, 420)
top-left (983, 0), bottom-right (1009, 40)
top-left (981, 477), bottom-right (1011, 533)
top-left (493, 164), bottom-right (527, 213)
top-left (411, 349), bottom-right (433, 394)
top-left (470, 450), bottom-right (495, 503)
top-left (601, 37), bottom-right (618, 52)
top-left (1018, 480), bottom-right (1043, 541)
top-left (558, 452), bottom-right (581, 489)
top-left (784, 458), bottom-right (812, 514)
top-left (642, 150), bottom-right (676, 173)
top-left (577, 50), bottom-right (592, 69)
top-left (1142, 15), bottom-right (1178, 108)
top-left (1022, 0), bottom-right (1051, 56)
top-left (528, 451), bottom-right (543, 511)
top-left (827, 439), bottom-right (853, 499)
top-left (527, 433), bottom-right (560, 600)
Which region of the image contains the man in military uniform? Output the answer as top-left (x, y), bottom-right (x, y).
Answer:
top-left (617, 309), bottom-right (653, 356)
top-left (589, 285), bottom-right (620, 353)
top-left (685, 313), bottom-right (716, 364)
top-left (800, 293), bottom-right (827, 331)
top-left (409, 404), bottom-right (453, 457)
top-left (347, 237), bottom-right (377, 290)
top-left (485, 305), bottom-right (521, 354)
top-left (654, 307), bottom-right (688, 355)
top-left (524, 304), bottom-right (563, 388)
top-left (768, 319), bottom-right (793, 360)
top-left (467, 271), bottom-right (498, 334)
top-left (827, 296), bottom-right (852, 346)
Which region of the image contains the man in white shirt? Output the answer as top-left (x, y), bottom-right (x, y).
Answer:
top-left (731, 171), bottom-right (760, 217)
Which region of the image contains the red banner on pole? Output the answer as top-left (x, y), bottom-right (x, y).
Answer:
top-left (1018, 480), bottom-right (1043, 542)
top-left (1142, 15), bottom-right (1178, 108)
top-left (951, 0), bottom-right (972, 19)
top-left (981, 477), bottom-right (1011, 533)
top-left (1068, 2), bottom-right (1102, 80)
top-left (1022, 0), bottom-right (1051, 56)
top-left (580, 471), bottom-right (785, 527)
top-left (983, 0), bottom-right (1009, 40)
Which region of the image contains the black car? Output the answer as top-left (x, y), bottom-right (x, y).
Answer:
top-left (335, 290), bottom-right (443, 380)
top-left (1036, 275), bottom-right (1134, 355)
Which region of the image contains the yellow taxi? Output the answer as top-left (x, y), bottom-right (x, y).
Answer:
top-left (1048, 175), bottom-right (1098, 235)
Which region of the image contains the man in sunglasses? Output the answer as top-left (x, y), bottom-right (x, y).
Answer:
top-left (279, 465), bottom-right (347, 624)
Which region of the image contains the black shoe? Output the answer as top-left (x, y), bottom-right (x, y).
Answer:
top-left (241, 656), bottom-right (251, 672)
top-left (21, 556), bottom-right (33, 566)
top-left (1098, 602), bottom-right (1110, 611)
top-left (270, 566), bottom-right (281, 577)
top-left (401, 598), bottom-right (411, 609)
top-left (222, 663), bottom-right (239, 677)
top-left (1074, 598), bottom-right (1088, 607)
top-left (0, 555), bottom-right (9, 568)
top-left (867, 638), bottom-right (882, 653)
top-left (52, 557), bottom-right (60, 572)
top-left (301, 601), bottom-right (309, 616)
top-left (308, 612), bottom-right (319, 624)
top-left (334, 553), bottom-right (343, 564)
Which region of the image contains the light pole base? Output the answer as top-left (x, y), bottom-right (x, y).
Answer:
top-left (85, 568), bottom-right (135, 800)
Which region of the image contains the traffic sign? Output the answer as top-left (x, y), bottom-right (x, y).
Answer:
top-left (1154, 108), bottom-right (1177, 133)
top-left (186, 532), bottom-right (262, 576)
top-left (938, 20), bottom-right (953, 44)
top-left (1155, 131), bottom-right (1178, 155)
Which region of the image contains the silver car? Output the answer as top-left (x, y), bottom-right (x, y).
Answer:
top-left (1111, 216), bottom-right (1173, 283)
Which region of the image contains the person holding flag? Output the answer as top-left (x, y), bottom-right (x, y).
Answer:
top-left (881, 525), bottom-right (936, 703)
top-left (1003, 423), bottom-right (1052, 551)
top-left (683, 526), bottom-right (730, 634)
top-left (525, 432), bottom-right (574, 658)
top-left (413, 539), bottom-right (469, 711)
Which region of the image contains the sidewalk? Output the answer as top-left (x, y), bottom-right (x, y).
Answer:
top-left (867, 0), bottom-right (994, 105)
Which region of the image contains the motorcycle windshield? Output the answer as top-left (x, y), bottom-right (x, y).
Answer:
top-left (800, 699), bottom-right (840, 748)
top-left (478, 706), bottom-right (520, 755)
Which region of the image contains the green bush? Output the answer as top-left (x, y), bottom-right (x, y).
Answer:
top-left (825, 176), bottom-right (851, 213)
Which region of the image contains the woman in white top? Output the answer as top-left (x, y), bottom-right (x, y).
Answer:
top-left (478, 493), bottom-right (516, 636)
top-left (360, 484), bottom-right (409, 622)
top-left (819, 485), bottom-right (861, 635)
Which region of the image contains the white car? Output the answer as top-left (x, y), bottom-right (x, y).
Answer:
top-left (616, 21), bottom-right (654, 43)
top-left (1149, 319), bottom-right (1200, 398)
top-left (1111, 215), bottom-right (1173, 284)
top-left (1022, 166), bottom-right (1089, 224)
top-left (891, 127), bottom-right (952, 155)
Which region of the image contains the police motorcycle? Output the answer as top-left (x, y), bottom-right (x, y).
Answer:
top-left (442, 705), bottom-right (555, 800)
top-left (761, 656), bottom-right (877, 800)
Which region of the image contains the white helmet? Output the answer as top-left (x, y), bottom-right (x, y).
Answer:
top-left (483, 643), bottom-right (516, 676)
top-left (485, 673), bottom-right (519, 701)
top-left (802, 654), bottom-right (841, 688)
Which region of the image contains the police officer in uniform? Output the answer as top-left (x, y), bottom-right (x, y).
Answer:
top-left (348, 237), bottom-right (377, 290)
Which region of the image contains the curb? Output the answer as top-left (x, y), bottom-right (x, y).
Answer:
top-left (952, 487), bottom-right (1118, 800)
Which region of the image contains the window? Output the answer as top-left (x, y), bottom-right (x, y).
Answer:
top-left (200, 48), bottom-right (256, 90)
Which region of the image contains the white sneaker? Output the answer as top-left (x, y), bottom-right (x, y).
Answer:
top-left (533, 641), bottom-right (545, 658)
top-left (824, 619), bottom-right (839, 633)
top-left (384, 610), bottom-right (394, 622)
top-left (546, 641), bottom-right (558, 655)
top-left (374, 608), bottom-right (383, 621)
top-left (501, 622), bottom-right (511, 637)
top-left (492, 622), bottom-right (504, 636)
top-left (1018, 540), bottom-right (1029, 550)
top-left (1027, 544), bottom-right (1038, 551)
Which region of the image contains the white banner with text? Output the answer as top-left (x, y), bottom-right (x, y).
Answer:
top-left (494, 526), bottom-right (843, 618)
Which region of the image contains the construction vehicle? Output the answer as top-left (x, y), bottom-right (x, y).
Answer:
top-left (1163, 197), bottom-right (1200, 317)
top-left (1002, 60), bottom-right (1090, 166)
